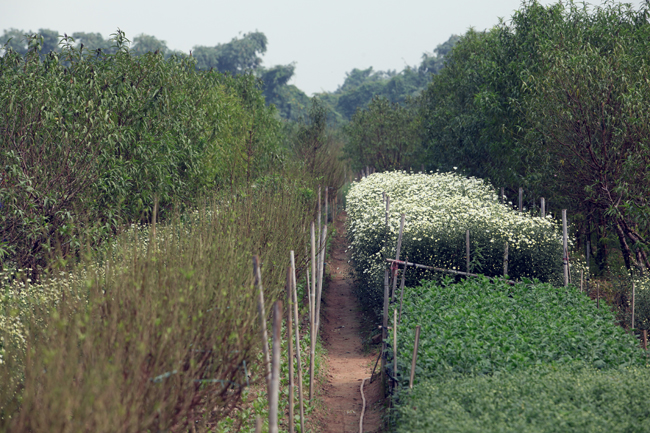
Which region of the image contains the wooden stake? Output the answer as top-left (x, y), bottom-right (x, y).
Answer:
top-left (290, 251), bottom-right (305, 433)
top-left (325, 186), bottom-right (329, 225)
top-left (500, 187), bottom-right (504, 205)
top-left (466, 230), bottom-right (470, 275)
top-left (392, 214), bottom-right (405, 301)
top-left (540, 197), bottom-right (546, 218)
top-left (409, 326), bottom-right (421, 389)
top-left (503, 242), bottom-right (509, 277)
top-left (580, 270), bottom-right (584, 293)
top-left (253, 256), bottom-right (271, 390)
top-left (393, 308), bottom-right (398, 379)
top-left (381, 268), bottom-right (389, 390)
top-left (385, 195), bottom-right (390, 227)
top-left (631, 281), bottom-right (636, 332)
top-left (269, 301), bottom-right (282, 433)
top-left (642, 330), bottom-right (648, 351)
top-left (562, 209), bottom-right (569, 287)
top-left (309, 222), bottom-right (316, 400)
top-left (315, 225), bottom-right (328, 335)
top-left (398, 257), bottom-right (407, 325)
top-left (519, 187), bottom-right (523, 212)
top-left (285, 269), bottom-right (294, 433)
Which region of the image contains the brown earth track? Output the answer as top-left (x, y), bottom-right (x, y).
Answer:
top-left (315, 211), bottom-right (384, 433)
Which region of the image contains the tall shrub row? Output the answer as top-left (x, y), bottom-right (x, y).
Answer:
top-left (0, 32), bottom-right (282, 272)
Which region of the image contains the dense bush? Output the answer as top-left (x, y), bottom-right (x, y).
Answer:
top-left (0, 184), bottom-right (313, 432)
top-left (0, 31), bottom-right (282, 272)
top-left (396, 365), bottom-right (650, 433)
top-left (392, 277), bottom-right (644, 385)
top-left (346, 171), bottom-right (566, 313)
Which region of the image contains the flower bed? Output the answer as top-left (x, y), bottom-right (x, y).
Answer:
top-left (346, 171), bottom-right (565, 313)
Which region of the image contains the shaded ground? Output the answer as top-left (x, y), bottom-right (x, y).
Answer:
top-left (315, 211), bottom-right (384, 432)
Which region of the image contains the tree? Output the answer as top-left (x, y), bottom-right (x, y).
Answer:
top-left (192, 31), bottom-right (267, 74)
top-left (130, 33), bottom-right (168, 56)
top-left (344, 96), bottom-right (421, 171)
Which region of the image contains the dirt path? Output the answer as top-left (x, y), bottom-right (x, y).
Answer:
top-left (317, 211), bottom-right (384, 433)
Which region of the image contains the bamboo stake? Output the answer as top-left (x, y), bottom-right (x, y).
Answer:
top-left (562, 209), bottom-right (569, 287)
top-left (290, 251), bottom-right (305, 433)
top-left (315, 225), bottom-right (328, 335)
top-left (255, 416), bottom-right (262, 433)
top-left (381, 268), bottom-right (389, 389)
top-left (253, 256), bottom-right (271, 390)
top-left (269, 301), bottom-right (282, 433)
top-left (317, 186), bottom-right (322, 266)
top-left (393, 308), bottom-right (398, 379)
top-left (643, 330), bottom-right (648, 351)
top-left (519, 187), bottom-right (523, 212)
top-left (632, 281), bottom-right (636, 332)
top-left (466, 230), bottom-right (470, 275)
top-left (500, 187), bottom-right (504, 205)
top-left (325, 186), bottom-right (329, 225)
top-left (409, 326), bottom-right (421, 389)
top-left (540, 197), bottom-right (546, 218)
top-left (398, 257), bottom-right (407, 325)
top-left (309, 222), bottom-right (316, 400)
top-left (285, 269), bottom-right (294, 433)
top-left (580, 270), bottom-right (584, 293)
top-left (503, 242), bottom-right (509, 277)
top-left (391, 214), bottom-right (405, 301)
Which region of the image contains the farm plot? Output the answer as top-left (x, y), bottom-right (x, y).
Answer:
top-left (393, 277), bottom-right (645, 383)
top-left (389, 276), bottom-right (648, 432)
top-left (346, 171), bottom-right (568, 314)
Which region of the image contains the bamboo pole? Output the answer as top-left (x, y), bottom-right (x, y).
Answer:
top-left (519, 187), bottom-right (523, 212)
top-left (325, 186), bottom-right (329, 225)
top-left (500, 187), bottom-right (504, 205)
top-left (409, 326), bottom-right (421, 389)
top-left (632, 281), bottom-right (636, 332)
top-left (540, 197), bottom-right (546, 218)
top-left (562, 209), bottom-right (569, 287)
top-left (643, 330), bottom-right (648, 351)
top-left (315, 225), bottom-right (328, 335)
top-left (382, 268), bottom-right (389, 389)
top-left (253, 256), bottom-right (271, 390)
top-left (309, 222), bottom-right (316, 400)
top-left (466, 230), bottom-right (470, 275)
top-left (285, 269), bottom-right (294, 433)
top-left (393, 308), bottom-right (398, 379)
top-left (580, 270), bottom-right (584, 293)
top-left (269, 301), bottom-right (282, 433)
top-left (290, 251), bottom-right (305, 433)
top-left (317, 186), bottom-right (322, 266)
top-left (503, 242), bottom-right (509, 277)
top-left (398, 257), bottom-right (407, 325)
top-left (391, 214), bottom-right (405, 301)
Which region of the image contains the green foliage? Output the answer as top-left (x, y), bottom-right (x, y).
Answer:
top-left (0, 183), bottom-right (315, 432)
top-left (396, 365), bottom-right (650, 433)
top-left (321, 34), bottom-right (460, 122)
top-left (394, 277), bottom-right (644, 385)
top-left (343, 96), bottom-right (421, 171)
top-left (418, 0), bottom-right (650, 274)
top-left (0, 31), bottom-right (282, 271)
top-left (193, 31), bottom-right (267, 74)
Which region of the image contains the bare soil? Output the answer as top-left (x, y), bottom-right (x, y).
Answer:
top-left (315, 211), bottom-right (384, 432)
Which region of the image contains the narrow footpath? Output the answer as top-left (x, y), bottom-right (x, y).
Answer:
top-left (317, 211), bottom-right (384, 433)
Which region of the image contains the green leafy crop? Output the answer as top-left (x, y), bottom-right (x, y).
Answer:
top-left (394, 277), bottom-right (644, 384)
top-left (396, 365), bottom-right (650, 433)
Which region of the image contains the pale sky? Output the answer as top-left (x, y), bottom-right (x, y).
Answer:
top-left (1, 0), bottom-right (645, 95)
